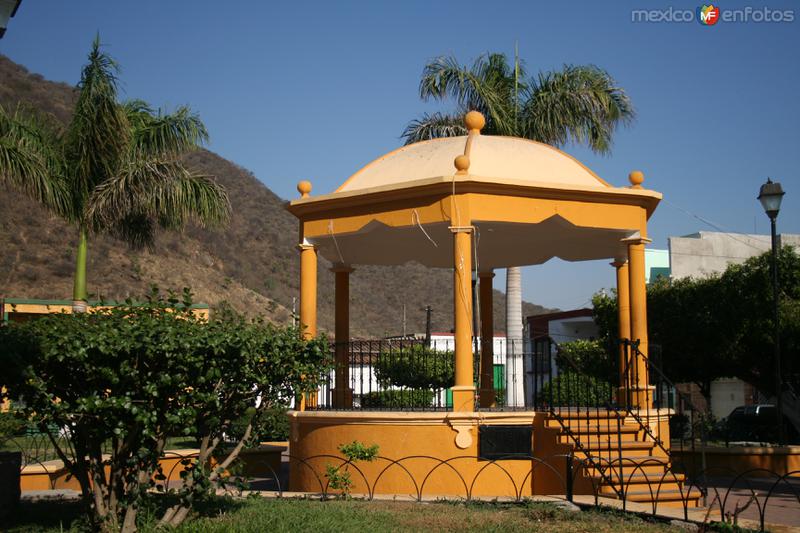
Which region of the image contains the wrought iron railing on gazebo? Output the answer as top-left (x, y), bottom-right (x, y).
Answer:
top-left (309, 337), bottom-right (559, 412)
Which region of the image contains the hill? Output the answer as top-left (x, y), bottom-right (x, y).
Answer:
top-left (0, 55), bottom-right (553, 337)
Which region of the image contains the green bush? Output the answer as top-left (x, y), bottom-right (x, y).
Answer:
top-left (231, 407), bottom-right (290, 442)
top-left (373, 344), bottom-right (454, 390)
top-left (538, 372), bottom-right (614, 407)
top-left (0, 411), bottom-right (25, 440)
top-left (556, 339), bottom-right (616, 383)
top-left (360, 389), bottom-right (435, 409)
top-left (0, 287), bottom-right (330, 530)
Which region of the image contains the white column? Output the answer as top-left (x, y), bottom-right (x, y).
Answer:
top-left (505, 266), bottom-right (525, 407)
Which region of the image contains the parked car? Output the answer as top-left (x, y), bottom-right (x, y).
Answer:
top-left (721, 404), bottom-right (799, 444)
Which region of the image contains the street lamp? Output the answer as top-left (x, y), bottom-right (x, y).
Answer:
top-left (0, 0), bottom-right (21, 39)
top-left (758, 178), bottom-right (785, 445)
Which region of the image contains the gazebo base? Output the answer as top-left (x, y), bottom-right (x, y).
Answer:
top-left (286, 408), bottom-right (696, 508)
top-left (288, 410), bottom-right (569, 498)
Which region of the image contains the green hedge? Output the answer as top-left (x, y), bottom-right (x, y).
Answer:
top-left (360, 389), bottom-right (435, 409)
top-left (538, 372), bottom-right (614, 407)
top-left (373, 344), bottom-right (454, 390)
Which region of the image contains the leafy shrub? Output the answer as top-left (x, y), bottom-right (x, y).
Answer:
top-left (373, 344), bottom-right (454, 390)
top-left (360, 389), bottom-right (435, 409)
top-left (0, 410), bottom-right (25, 441)
top-left (556, 339), bottom-right (615, 383)
top-left (0, 287), bottom-right (330, 530)
top-left (538, 372), bottom-right (614, 407)
top-left (230, 406), bottom-right (290, 443)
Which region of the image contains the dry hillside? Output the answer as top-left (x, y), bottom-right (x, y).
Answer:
top-left (0, 55), bottom-right (553, 337)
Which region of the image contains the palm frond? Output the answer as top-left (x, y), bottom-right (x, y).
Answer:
top-left (0, 105), bottom-right (73, 217)
top-left (108, 211), bottom-right (157, 250)
top-left (87, 157), bottom-right (230, 248)
top-left (522, 65), bottom-right (635, 154)
top-left (401, 112), bottom-right (467, 145)
top-left (125, 102), bottom-right (208, 159)
top-left (64, 35), bottom-right (131, 203)
top-left (157, 169), bottom-right (231, 230)
top-left (418, 54), bottom-right (516, 135)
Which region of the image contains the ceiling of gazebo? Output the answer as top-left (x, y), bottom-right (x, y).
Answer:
top-left (310, 216), bottom-right (635, 269)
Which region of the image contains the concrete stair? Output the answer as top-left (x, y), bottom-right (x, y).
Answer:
top-left (533, 407), bottom-right (703, 510)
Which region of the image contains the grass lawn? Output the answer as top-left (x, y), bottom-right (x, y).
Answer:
top-left (4, 497), bottom-right (699, 533)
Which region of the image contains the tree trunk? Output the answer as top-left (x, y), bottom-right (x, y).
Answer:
top-left (505, 267), bottom-right (525, 407)
top-left (72, 227), bottom-right (89, 313)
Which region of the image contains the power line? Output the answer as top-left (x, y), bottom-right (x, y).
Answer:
top-left (662, 199), bottom-right (770, 253)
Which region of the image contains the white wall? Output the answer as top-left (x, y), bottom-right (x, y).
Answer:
top-left (669, 231), bottom-right (799, 279)
top-left (547, 316), bottom-right (598, 345)
top-left (429, 334), bottom-right (507, 365)
top-left (710, 378), bottom-right (748, 419)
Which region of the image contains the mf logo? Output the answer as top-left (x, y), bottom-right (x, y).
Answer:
top-left (697, 4), bottom-right (721, 25)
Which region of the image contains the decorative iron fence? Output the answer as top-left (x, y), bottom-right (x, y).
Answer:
top-left (218, 452), bottom-right (799, 531)
top-left (309, 337), bottom-right (559, 411)
top-left (11, 439), bottom-right (800, 531)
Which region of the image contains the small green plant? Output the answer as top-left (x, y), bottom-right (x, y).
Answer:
top-left (338, 441), bottom-right (379, 462)
top-left (325, 464), bottom-right (352, 496)
top-left (325, 441), bottom-right (379, 498)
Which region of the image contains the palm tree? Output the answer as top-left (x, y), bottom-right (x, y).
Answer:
top-left (404, 52), bottom-right (635, 406)
top-left (0, 37), bottom-right (230, 311)
top-left (403, 53), bottom-right (634, 150)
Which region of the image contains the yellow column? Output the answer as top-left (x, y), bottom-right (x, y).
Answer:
top-left (626, 237), bottom-right (652, 408)
top-left (332, 265), bottom-right (353, 408)
top-left (612, 259), bottom-right (631, 401)
top-left (299, 243), bottom-right (318, 340)
top-left (451, 225), bottom-right (475, 411)
top-left (297, 242), bottom-right (318, 410)
top-left (479, 271), bottom-right (495, 408)
top-left (296, 180), bottom-right (318, 411)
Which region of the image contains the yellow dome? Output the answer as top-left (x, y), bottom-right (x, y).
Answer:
top-left (337, 135), bottom-right (610, 193)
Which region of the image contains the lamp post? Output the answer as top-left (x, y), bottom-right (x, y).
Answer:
top-left (0, 0), bottom-right (21, 39)
top-left (758, 178), bottom-right (786, 445)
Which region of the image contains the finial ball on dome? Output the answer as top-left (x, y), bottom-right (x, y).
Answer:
top-left (628, 170), bottom-right (644, 188)
top-left (454, 154), bottom-right (470, 173)
top-left (297, 180), bottom-right (312, 198)
top-left (464, 111), bottom-right (485, 132)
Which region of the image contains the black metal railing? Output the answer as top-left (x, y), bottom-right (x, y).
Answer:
top-left (307, 335), bottom-right (704, 493)
top-left (620, 338), bottom-right (709, 476)
top-left (311, 338), bottom-right (455, 411)
top-left (528, 336), bottom-right (629, 498)
top-left (308, 337), bottom-right (556, 411)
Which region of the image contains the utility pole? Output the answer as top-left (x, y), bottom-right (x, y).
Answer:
top-left (424, 306), bottom-right (433, 347)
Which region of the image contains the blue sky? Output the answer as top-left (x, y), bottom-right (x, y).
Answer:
top-left (2, 1), bottom-right (798, 310)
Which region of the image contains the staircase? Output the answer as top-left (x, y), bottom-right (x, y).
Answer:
top-left (534, 407), bottom-right (703, 509)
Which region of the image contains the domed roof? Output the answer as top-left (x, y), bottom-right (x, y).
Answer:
top-left (337, 135), bottom-right (611, 193)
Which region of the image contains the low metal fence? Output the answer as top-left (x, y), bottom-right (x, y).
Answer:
top-left (227, 452), bottom-right (799, 531)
